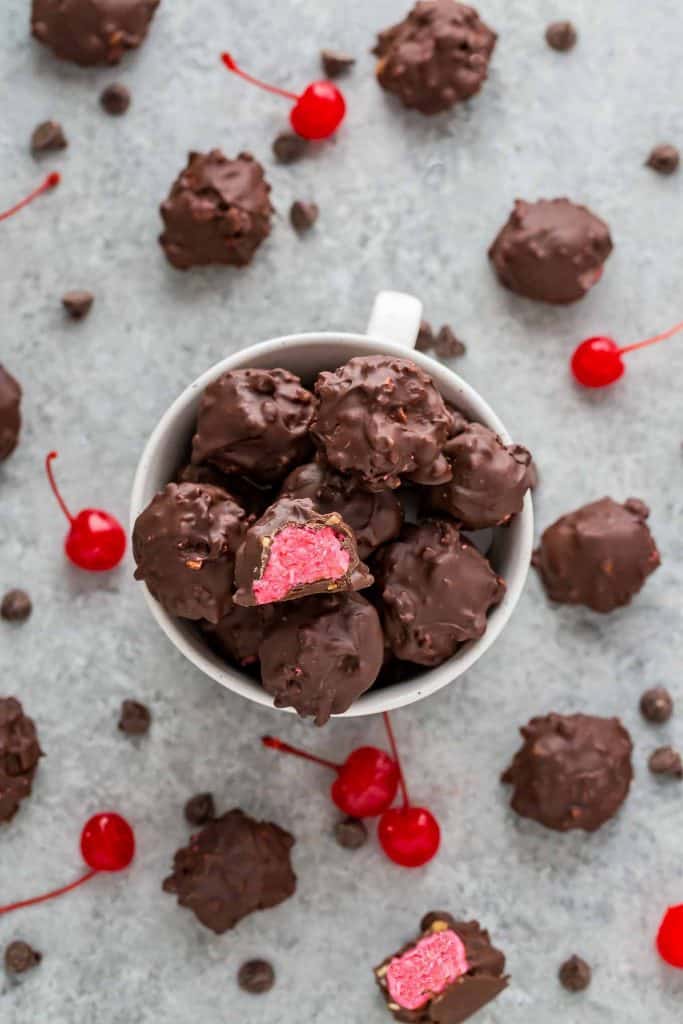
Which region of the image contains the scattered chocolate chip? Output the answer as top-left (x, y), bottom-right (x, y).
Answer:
top-left (334, 816), bottom-right (368, 849)
top-left (648, 746), bottom-right (683, 778)
top-left (237, 959), bottom-right (275, 994)
top-left (290, 200), bottom-right (319, 232)
top-left (420, 910), bottom-right (458, 932)
top-left (640, 686), bottom-right (674, 724)
top-left (416, 320), bottom-right (434, 352)
top-left (62, 290), bottom-right (94, 320)
top-left (118, 699), bottom-right (151, 736)
top-left (559, 955), bottom-right (591, 991)
top-left (4, 941), bottom-right (42, 975)
top-left (320, 49), bottom-right (356, 78)
top-left (1, 589), bottom-right (32, 623)
top-left (184, 792), bottom-right (215, 826)
top-left (272, 132), bottom-right (307, 164)
top-left (545, 21), bottom-right (577, 52)
top-left (646, 144), bottom-right (679, 175)
top-left (100, 82), bottom-right (131, 115)
top-left (434, 325), bottom-right (466, 358)
top-left (30, 120), bottom-right (67, 154)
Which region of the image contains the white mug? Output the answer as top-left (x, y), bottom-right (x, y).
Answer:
top-left (130, 291), bottom-right (533, 717)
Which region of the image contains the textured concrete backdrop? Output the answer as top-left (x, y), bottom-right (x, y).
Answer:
top-left (1, 1), bottom-right (682, 1022)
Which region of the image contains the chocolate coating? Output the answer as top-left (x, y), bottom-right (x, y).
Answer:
top-left (502, 713), bottom-right (633, 832)
top-left (533, 497), bottom-right (660, 613)
top-left (373, 1), bottom-right (497, 115)
top-left (313, 356), bottom-right (452, 491)
top-left (281, 460), bottom-right (402, 558)
top-left (375, 913), bottom-right (508, 1023)
top-left (375, 519), bottom-right (505, 666)
top-left (132, 482), bottom-right (249, 624)
top-left (0, 697), bottom-right (42, 824)
top-left (162, 808), bottom-right (296, 934)
top-left (259, 593), bottom-right (384, 725)
top-left (159, 150), bottom-right (272, 269)
top-left (191, 368), bottom-right (315, 483)
top-left (428, 422), bottom-right (533, 529)
top-left (0, 365), bottom-right (21, 461)
top-left (489, 198), bottom-right (613, 304)
top-left (31, 0), bottom-right (160, 67)
top-left (201, 604), bottom-right (270, 666)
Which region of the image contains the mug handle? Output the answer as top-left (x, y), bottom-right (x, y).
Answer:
top-left (366, 291), bottom-right (423, 349)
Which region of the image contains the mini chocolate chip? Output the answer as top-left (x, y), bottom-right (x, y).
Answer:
top-left (559, 955), bottom-right (591, 991)
top-left (272, 132), bottom-right (308, 164)
top-left (30, 120), bottom-right (67, 154)
top-left (420, 910), bottom-right (458, 932)
top-left (648, 746), bottom-right (683, 778)
top-left (416, 320), bottom-right (435, 352)
top-left (545, 21), bottom-right (577, 52)
top-left (118, 699), bottom-right (151, 736)
top-left (320, 49), bottom-right (356, 78)
top-left (640, 686), bottom-right (674, 724)
top-left (62, 291), bottom-right (94, 320)
top-left (334, 817), bottom-right (367, 849)
top-left (4, 941), bottom-right (42, 974)
top-left (434, 325), bottom-right (466, 358)
top-left (184, 792), bottom-right (215, 826)
top-left (290, 201), bottom-right (319, 232)
top-left (646, 144), bottom-right (680, 175)
top-left (1, 590), bottom-right (32, 623)
top-left (237, 959), bottom-right (275, 994)
top-left (100, 83), bottom-right (131, 116)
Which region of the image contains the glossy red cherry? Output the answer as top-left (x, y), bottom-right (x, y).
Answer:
top-left (657, 905), bottom-right (683, 968)
top-left (221, 53), bottom-right (346, 140)
top-left (378, 806), bottom-right (441, 868)
top-left (0, 171), bottom-right (60, 223)
top-left (571, 320), bottom-right (683, 388)
top-left (45, 451), bottom-right (126, 571)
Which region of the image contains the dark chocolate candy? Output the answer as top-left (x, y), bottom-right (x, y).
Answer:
top-left (0, 697), bottom-right (42, 824)
top-left (118, 699), bottom-right (151, 736)
top-left (62, 290), bottom-right (94, 319)
top-left (334, 816), bottom-right (368, 849)
top-left (639, 687), bottom-right (673, 724)
top-left (30, 120), bottom-right (67, 153)
top-left (0, 365), bottom-right (21, 461)
top-left (558, 955), bottom-right (591, 992)
top-left (184, 792), bottom-right (215, 826)
top-left (1, 590), bottom-right (32, 623)
top-left (272, 132), bottom-right (308, 163)
top-left (201, 603), bottom-right (270, 667)
top-left (238, 959), bottom-right (275, 994)
top-left (31, 0), bottom-right (160, 66)
top-left (100, 82), bottom-right (131, 115)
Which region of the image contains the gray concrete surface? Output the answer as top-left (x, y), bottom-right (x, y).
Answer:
top-left (2, 1), bottom-right (683, 1021)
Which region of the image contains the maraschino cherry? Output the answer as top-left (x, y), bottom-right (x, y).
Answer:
top-left (45, 451), bottom-right (126, 571)
top-left (656, 904), bottom-right (683, 968)
top-left (0, 813), bottom-right (134, 916)
top-left (221, 53), bottom-right (346, 139)
top-left (0, 172), bottom-right (60, 223)
top-left (571, 319), bottom-right (683, 388)
top-left (261, 735), bottom-right (399, 817)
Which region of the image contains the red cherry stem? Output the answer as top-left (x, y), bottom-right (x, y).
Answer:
top-left (619, 319), bottom-right (683, 355)
top-left (382, 712), bottom-right (410, 809)
top-left (261, 735), bottom-right (340, 772)
top-left (0, 869), bottom-right (98, 915)
top-left (45, 451), bottom-right (74, 524)
top-left (0, 172), bottom-right (60, 223)
top-left (221, 53), bottom-right (299, 102)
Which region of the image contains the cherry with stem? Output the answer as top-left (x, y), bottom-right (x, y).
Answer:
top-left (571, 319), bottom-right (683, 388)
top-left (0, 172), bottom-right (60, 223)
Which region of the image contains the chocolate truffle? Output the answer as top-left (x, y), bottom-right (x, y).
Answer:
top-left (489, 198), bottom-right (613, 304)
top-left (312, 355), bottom-right (452, 491)
top-left (191, 368), bottom-right (315, 484)
top-left (375, 912), bottom-right (508, 1022)
top-left (162, 808), bottom-right (296, 933)
top-left (428, 422), bottom-right (533, 529)
top-left (259, 593), bottom-right (384, 725)
top-left (201, 604), bottom-right (270, 667)
top-left (132, 482), bottom-right (249, 623)
top-left (375, 519), bottom-right (505, 666)
top-left (281, 459), bottom-right (402, 558)
top-left (0, 365), bottom-right (21, 461)
top-left (159, 150), bottom-right (273, 269)
top-left (0, 697), bottom-right (42, 824)
top-left (31, 0), bottom-right (160, 67)
top-left (234, 497), bottom-right (372, 606)
top-left (502, 713), bottom-right (633, 832)
top-left (533, 497), bottom-right (660, 613)
top-left (373, 1), bottom-right (497, 115)
top-left (178, 463), bottom-right (275, 518)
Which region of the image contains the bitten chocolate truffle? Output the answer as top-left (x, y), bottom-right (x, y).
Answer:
top-left (489, 198), bottom-right (613, 304)
top-left (132, 482), bottom-right (249, 623)
top-left (31, 0), bottom-right (160, 67)
top-left (502, 713), bottom-right (633, 832)
top-left (201, 604), bottom-right (269, 667)
top-left (373, 0), bottom-right (497, 115)
top-left (312, 356), bottom-right (452, 491)
top-left (259, 593), bottom-right (384, 725)
top-left (0, 697), bottom-right (42, 824)
top-left (162, 808), bottom-right (296, 933)
top-left (281, 460), bottom-right (402, 558)
top-left (533, 497), bottom-right (660, 613)
top-left (0, 365), bottom-right (21, 461)
top-left (375, 911), bottom-right (508, 1022)
top-left (375, 519), bottom-right (505, 666)
top-left (428, 422), bottom-right (533, 529)
top-left (159, 150), bottom-right (273, 269)
top-left (191, 368), bottom-right (315, 483)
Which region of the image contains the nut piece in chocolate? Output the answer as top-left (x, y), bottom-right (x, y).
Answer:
top-left (162, 808), bottom-right (296, 933)
top-left (0, 365), bottom-right (22, 461)
top-left (373, 1), bottom-right (497, 115)
top-left (502, 713), bottom-right (633, 832)
top-left (31, 0), bottom-right (160, 67)
top-left (0, 697), bottom-right (42, 823)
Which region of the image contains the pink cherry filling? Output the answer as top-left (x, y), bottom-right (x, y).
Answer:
top-left (386, 930), bottom-right (469, 1011)
top-left (252, 525), bottom-right (350, 604)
